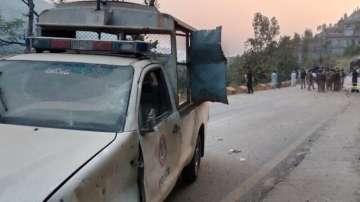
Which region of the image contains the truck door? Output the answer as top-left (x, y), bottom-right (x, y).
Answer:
top-left (138, 68), bottom-right (182, 201)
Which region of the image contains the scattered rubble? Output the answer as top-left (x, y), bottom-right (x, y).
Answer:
top-left (239, 158), bottom-right (247, 162)
top-left (228, 149), bottom-right (242, 154)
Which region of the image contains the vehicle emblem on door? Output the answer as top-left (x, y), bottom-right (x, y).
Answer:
top-left (159, 135), bottom-right (167, 167)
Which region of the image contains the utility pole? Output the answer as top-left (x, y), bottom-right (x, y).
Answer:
top-left (22, 0), bottom-right (39, 52)
top-left (96, 0), bottom-right (101, 10)
top-left (27, 0), bottom-right (34, 36)
top-left (26, 0), bottom-right (34, 52)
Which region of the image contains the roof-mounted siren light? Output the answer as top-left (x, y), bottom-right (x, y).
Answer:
top-left (30, 37), bottom-right (151, 55)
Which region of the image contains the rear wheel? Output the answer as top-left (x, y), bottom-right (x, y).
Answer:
top-left (35, 49), bottom-right (44, 53)
top-left (182, 136), bottom-right (202, 184)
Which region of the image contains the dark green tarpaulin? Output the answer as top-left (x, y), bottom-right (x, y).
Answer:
top-left (190, 27), bottom-right (228, 104)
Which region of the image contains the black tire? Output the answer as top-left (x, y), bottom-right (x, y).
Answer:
top-left (182, 136), bottom-right (202, 184)
top-left (35, 49), bottom-right (44, 53)
top-left (50, 50), bottom-right (66, 53)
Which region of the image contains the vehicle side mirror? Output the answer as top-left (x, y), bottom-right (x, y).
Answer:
top-left (141, 108), bottom-right (156, 135)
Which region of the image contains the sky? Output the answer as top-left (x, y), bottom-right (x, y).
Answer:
top-left (152, 0), bottom-right (360, 56)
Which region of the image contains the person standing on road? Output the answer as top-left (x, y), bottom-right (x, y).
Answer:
top-left (334, 69), bottom-right (341, 91)
top-left (340, 69), bottom-right (346, 89)
top-left (271, 71), bottom-right (278, 89)
top-left (296, 69), bottom-right (300, 85)
top-left (318, 70), bottom-right (326, 92)
top-left (307, 70), bottom-right (315, 91)
top-left (277, 72), bottom-right (282, 88)
top-left (246, 69), bottom-right (254, 94)
top-left (352, 68), bottom-right (359, 93)
top-left (291, 71), bottom-right (297, 87)
top-left (300, 69), bottom-right (307, 89)
top-left (326, 70), bottom-right (334, 91)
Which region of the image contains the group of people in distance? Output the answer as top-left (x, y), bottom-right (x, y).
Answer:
top-left (297, 68), bottom-right (347, 92)
top-left (244, 67), bottom-right (360, 94)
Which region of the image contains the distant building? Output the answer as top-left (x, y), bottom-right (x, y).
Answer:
top-left (318, 8), bottom-right (360, 55)
top-left (326, 23), bottom-right (360, 55)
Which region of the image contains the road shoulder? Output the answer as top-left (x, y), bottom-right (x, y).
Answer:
top-left (263, 97), bottom-right (360, 202)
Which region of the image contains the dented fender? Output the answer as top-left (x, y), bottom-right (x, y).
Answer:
top-left (47, 132), bottom-right (140, 202)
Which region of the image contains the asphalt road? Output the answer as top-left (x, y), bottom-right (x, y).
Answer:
top-left (166, 87), bottom-right (350, 202)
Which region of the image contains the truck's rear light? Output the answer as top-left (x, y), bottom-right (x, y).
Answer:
top-left (51, 39), bottom-right (71, 49)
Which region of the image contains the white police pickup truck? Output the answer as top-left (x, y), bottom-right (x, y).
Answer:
top-left (0, 2), bottom-right (227, 202)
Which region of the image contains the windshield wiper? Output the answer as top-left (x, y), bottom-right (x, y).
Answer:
top-left (0, 72), bottom-right (8, 112)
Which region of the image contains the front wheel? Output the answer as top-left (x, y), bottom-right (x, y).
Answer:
top-left (182, 136), bottom-right (202, 184)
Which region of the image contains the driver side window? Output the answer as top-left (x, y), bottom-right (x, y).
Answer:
top-left (140, 69), bottom-right (172, 128)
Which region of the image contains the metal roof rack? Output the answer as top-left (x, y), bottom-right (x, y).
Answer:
top-left (37, 1), bottom-right (196, 35)
top-left (33, 1), bottom-right (198, 95)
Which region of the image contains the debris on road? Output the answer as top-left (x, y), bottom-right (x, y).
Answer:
top-left (228, 149), bottom-right (242, 154)
top-left (239, 158), bottom-right (247, 162)
top-left (263, 177), bottom-right (276, 188)
top-left (296, 152), bottom-right (307, 158)
top-left (217, 137), bottom-right (224, 141)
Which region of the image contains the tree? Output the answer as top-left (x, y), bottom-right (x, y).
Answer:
top-left (0, 14), bottom-right (25, 47)
top-left (303, 29), bottom-right (313, 39)
top-left (300, 29), bottom-right (314, 66)
top-left (241, 13), bottom-right (281, 83)
top-left (228, 12), bottom-right (304, 85)
top-left (273, 36), bottom-right (299, 80)
top-left (228, 55), bottom-right (246, 85)
top-left (316, 25), bottom-right (322, 32)
top-left (246, 12), bottom-right (280, 52)
top-left (292, 33), bottom-right (301, 49)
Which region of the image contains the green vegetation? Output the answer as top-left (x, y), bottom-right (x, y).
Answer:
top-left (0, 13), bottom-right (24, 47)
top-left (343, 44), bottom-right (360, 57)
top-left (228, 13), bottom-right (300, 85)
top-left (336, 55), bottom-right (360, 72)
top-left (227, 12), bottom-right (354, 86)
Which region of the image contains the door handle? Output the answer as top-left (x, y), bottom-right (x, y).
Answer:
top-left (172, 124), bottom-right (180, 134)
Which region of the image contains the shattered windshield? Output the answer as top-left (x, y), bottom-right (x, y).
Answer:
top-left (0, 60), bottom-right (133, 132)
